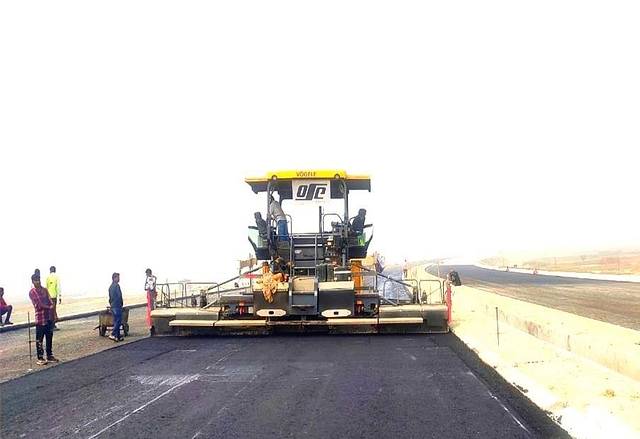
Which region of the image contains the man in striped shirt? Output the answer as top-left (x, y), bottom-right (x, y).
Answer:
top-left (29, 273), bottom-right (58, 365)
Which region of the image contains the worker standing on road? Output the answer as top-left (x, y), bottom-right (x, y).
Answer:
top-left (402, 260), bottom-right (409, 278)
top-left (46, 266), bottom-right (61, 330)
top-left (108, 272), bottom-right (124, 342)
top-left (144, 268), bottom-right (157, 329)
top-left (29, 273), bottom-right (58, 365)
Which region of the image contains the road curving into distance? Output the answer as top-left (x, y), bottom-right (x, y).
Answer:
top-left (427, 264), bottom-right (640, 332)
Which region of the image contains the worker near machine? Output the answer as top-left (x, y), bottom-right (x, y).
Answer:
top-left (349, 208), bottom-right (366, 234)
top-left (269, 195), bottom-right (289, 241)
top-left (254, 211), bottom-right (268, 238)
top-left (108, 272), bottom-right (125, 342)
top-left (29, 273), bottom-right (58, 365)
top-left (270, 256), bottom-right (290, 282)
top-left (46, 266), bottom-right (61, 330)
top-left (144, 268), bottom-right (157, 329)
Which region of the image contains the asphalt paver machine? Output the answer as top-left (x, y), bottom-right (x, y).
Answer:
top-left (151, 170), bottom-right (449, 336)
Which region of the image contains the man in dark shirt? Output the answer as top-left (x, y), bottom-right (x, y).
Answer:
top-left (108, 272), bottom-right (124, 342)
top-left (29, 273), bottom-right (57, 365)
top-left (349, 208), bottom-right (367, 234)
top-left (449, 270), bottom-right (462, 286)
top-left (254, 211), bottom-right (268, 238)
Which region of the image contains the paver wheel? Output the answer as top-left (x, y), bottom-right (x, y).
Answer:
top-left (123, 323), bottom-right (130, 336)
top-left (99, 325), bottom-right (107, 337)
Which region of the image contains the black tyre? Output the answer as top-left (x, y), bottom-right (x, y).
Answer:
top-left (99, 325), bottom-right (106, 337)
top-left (123, 323), bottom-right (130, 336)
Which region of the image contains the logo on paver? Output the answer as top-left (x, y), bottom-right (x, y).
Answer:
top-left (293, 180), bottom-right (329, 204)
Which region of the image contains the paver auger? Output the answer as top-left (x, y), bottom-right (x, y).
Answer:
top-left (150, 170), bottom-right (449, 336)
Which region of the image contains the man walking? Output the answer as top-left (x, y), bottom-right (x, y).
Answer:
top-left (144, 268), bottom-right (157, 329)
top-left (46, 266), bottom-right (61, 330)
top-left (108, 272), bottom-right (124, 342)
top-left (29, 273), bottom-right (58, 365)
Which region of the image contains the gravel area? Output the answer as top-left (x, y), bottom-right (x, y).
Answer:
top-left (0, 307), bottom-right (150, 383)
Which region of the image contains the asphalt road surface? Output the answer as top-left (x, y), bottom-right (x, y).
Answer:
top-left (1, 334), bottom-right (570, 439)
top-left (1, 266), bottom-right (574, 439)
top-left (428, 264), bottom-right (640, 331)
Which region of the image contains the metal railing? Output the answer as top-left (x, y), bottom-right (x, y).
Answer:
top-left (157, 283), bottom-right (186, 308)
top-left (418, 279), bottom-right (445, 304)
top-left (156, 270), bottom-right (258, 309)
top-left (379, 276), bottom-right (445, 306)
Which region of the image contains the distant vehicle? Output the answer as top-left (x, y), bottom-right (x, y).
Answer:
top-left (151, 170), bottom-right (449, 336)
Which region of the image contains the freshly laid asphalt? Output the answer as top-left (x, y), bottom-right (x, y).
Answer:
top-left (0, 333), bottom-right (569, 439)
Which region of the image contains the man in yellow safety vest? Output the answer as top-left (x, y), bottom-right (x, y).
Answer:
top-left (46, 266), bottom-right (61, 330)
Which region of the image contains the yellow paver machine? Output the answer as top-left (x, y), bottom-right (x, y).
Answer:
top-left (151, 170), bottom-right (449, 336)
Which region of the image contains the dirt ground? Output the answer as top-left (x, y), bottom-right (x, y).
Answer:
top-left (0, 308), bottom-right (150, 383)
top-left (480, 247), bottom-right (640, 275)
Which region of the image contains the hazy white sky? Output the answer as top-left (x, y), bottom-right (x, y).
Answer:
top-left (1, 1), bottom-right (638, 301)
